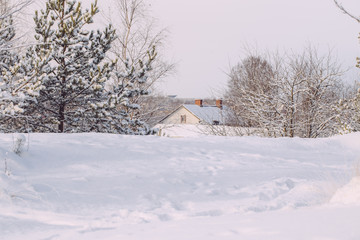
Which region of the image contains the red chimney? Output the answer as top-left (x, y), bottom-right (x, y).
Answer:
top-left (195, 99), bottom-right (203, 107)
top-left (216, 99), bottom-right (223, 109)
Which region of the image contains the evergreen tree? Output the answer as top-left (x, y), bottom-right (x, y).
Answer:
top-left (0, 0), bottom-right (55, 133)
top-left (0, 15), bottom-right (20, 122)
top-left (17, 0), bottom-right (156, 134)
top-left (0, 14), bottom-right (41, 132)
top-left (0, 16), bottom-right (17, 71)
top-left (104, 46), bottom-right (157, 134)
top-left (23, 0), bottom-right (116, 133)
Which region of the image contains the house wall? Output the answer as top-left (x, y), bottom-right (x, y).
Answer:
top-left (161, 107), bottom-right (200, 124)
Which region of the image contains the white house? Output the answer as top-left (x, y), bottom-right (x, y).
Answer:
top-left (159, 99), bottom-right (228, 125)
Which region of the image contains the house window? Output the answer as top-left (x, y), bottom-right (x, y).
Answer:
top-left (181, 115), bottom-right (186, 124)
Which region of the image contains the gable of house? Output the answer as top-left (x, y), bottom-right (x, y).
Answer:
top-left (159, 106), bottom-right (201, 125)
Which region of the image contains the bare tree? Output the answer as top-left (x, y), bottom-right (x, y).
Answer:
top-left (0, 0), bottom-right (33, 46)
top-left (225, 54), bottom-right (284, 136)
top-left (333, 0), bottom-right (360, 68)
top-left (104, 0), bottom-right (175, 126)
top-left (106, 0), bottom-right (174, 90)
top-left (226, 56), bottom-right (276, 122)
top-left (225, 47), bottom-right (344, 138)
top-left (287, 47), bottom-right (343, 138)
top-left (0, 0), bottom-right (32, 19)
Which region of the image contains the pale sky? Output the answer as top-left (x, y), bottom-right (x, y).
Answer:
top-left (31, 0), bottom-right (360, 98)
top-left (148, 0), bottom-right (360, 98)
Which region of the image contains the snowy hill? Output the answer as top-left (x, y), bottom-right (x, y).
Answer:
top-left (1, 133), bottom-right (360, 239)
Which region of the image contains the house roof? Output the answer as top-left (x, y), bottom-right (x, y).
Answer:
top-left (158, 104), bottom-right (229, 125)
top-left (183, 104), bottom-right (227, 124)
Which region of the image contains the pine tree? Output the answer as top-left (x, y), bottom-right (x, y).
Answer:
top-left (105, 46), bottom-right (157, 134)
top-left (0, 14), bottom-right (19, 120)
top-left (17, 0), bottom-right (156, 134)
top-left (0, 13), bottom-right (51, 132)
top-left (22, 0), bottom-right (116, 133)
top-left (0, 14), bottom-right (21, 131)
top-left (0, 14), bottom-right (37, 132)
top-left (0, 16), bottom-right (16, 70)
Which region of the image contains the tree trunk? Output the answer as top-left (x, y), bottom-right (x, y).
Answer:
top-left (58, 103), bottom-right (65, 132)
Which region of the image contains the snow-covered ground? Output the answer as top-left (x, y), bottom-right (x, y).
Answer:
top-left (1, 131), bottom-right (360, 239)
top-left (155, 124), bottom-right (261, 137)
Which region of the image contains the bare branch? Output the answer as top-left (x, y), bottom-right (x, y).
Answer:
top-left (0, 0), bottom-right (33, 19)
top-left (333, 0), bottom-right (360, 23)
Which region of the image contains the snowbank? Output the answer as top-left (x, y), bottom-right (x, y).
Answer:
top-left (0, 132), bottom-right (359, 239)
top-left (330, 176), bottom-right (360, 205)
top-left (155, 124), bottom-right (262, 137)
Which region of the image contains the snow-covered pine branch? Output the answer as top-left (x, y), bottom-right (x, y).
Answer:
top-left (102, 46), bottom-right (157, 135)
top-left (0, 8), bottom-right (49, 132)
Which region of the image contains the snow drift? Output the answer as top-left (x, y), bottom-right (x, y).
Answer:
top-left (0, 132), bottom-right (360, 240)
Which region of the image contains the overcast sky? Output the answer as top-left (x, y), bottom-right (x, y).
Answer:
top-left (147, 0), bottom-right (360, 98)
top-left (34, 0), bottom-right (360, 98)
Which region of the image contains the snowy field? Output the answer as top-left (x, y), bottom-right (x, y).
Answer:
top-left (1, 131), bottom-right (360, 240)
